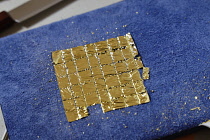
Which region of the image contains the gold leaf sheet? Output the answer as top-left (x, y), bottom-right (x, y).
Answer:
top-left (52, 33), bottom-right (150, 122)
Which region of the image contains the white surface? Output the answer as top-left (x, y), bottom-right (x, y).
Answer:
top-left (200, 121), bottom-right (210, 128)
top-left (9, 0), bottom-right (63, 22)
top-left (0, 0), bottom-right (122, 36)
top-left (0, 107), bottom-right (7, 140)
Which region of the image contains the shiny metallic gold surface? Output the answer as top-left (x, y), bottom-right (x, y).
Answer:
top-left (143, 67), bottom-right (150, 80)
top-left (52, 33), bottom-right (150, 122)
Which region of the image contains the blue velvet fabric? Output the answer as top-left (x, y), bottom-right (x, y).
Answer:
top-left (0, 0), bottom-right (209, 139)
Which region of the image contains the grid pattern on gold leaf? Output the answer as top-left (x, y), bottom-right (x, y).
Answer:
top-left (52, 33), bottom-right (150, 122)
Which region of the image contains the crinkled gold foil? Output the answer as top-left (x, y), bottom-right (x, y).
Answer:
top-left (143, 67), bottom-right (150, 80)
top-left (52, 33), bottom-right (150, 122)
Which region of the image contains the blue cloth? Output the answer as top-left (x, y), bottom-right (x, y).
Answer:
top-left (0, 0), bottom-right (209, 139)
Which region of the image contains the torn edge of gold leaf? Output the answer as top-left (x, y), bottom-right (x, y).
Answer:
top-left (52, 33), bottom-right (150, 122)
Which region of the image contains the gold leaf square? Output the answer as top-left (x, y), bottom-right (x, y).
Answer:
top-left (52, 33), bottom-right (150, 122)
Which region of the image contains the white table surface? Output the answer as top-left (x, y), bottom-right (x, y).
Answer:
top-left (0, 0), bottom-right (122, 37)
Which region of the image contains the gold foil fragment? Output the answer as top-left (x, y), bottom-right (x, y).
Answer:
top-left (52, 33), bottom-right (150, 122)
top-left (143, 67), bottom-right (150, 80)
top-left (190, 107), bottom-right (201, 111)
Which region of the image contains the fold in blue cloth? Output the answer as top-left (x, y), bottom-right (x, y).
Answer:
top-left (0, 0), bottom-right (209, 139)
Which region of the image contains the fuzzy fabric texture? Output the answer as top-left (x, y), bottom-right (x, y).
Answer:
top-left (0, 0), bottom-right (209, 139)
